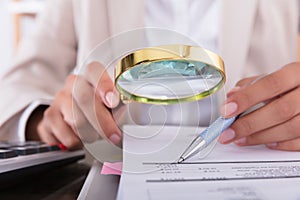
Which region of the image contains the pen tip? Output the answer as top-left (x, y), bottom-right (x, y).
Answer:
top-left (177, 157), bottom-right (184, 163)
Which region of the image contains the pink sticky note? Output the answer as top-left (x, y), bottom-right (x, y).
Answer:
top-left (101, 162), bottom-right (123, 175)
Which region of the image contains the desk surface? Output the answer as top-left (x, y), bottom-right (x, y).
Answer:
top-left (0, 161), bottom-right (90, 200)
top-left (78, 160), bottom-right (120, 200)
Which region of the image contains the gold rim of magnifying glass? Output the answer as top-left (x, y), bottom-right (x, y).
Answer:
top-left (115, 44), bottom-right (225, 105)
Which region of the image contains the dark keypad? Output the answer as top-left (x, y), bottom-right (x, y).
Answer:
top-left (0, 141), bottom-right (61, 159)
top-left (36, 144), bottom-right (50, 153)
top-left (0, 149), bottom-right (18, 159)
top-left (11, 146), bottom-right (38, 155)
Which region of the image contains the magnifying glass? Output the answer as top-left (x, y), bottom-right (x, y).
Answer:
top-left (115, 44), bottom-right (225, 105)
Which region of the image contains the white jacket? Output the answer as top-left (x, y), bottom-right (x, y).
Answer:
top-left (0, 0), bottom-right (298, 140)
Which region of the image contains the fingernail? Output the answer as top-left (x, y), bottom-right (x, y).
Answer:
top-left (220, 102), bottom-right (238, 116)
top-left (218, 128), bottom-right (236, 144)
top-left (235, 137), bottom-right (246, 145)
top-left (266, 142), bottom-right (277, 148)
top-left (105, 91), bottom-right (119, 108)
top-left (58, 143), bottom-right (68, 151)
top-left (109, 134), bottom-right (121, 145)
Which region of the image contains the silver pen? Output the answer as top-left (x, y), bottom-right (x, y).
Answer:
top-left (177, 101), bottom-right (266, 163)
top-left (177, 116), bottom-right (237, 163)
top-left (177, 76), bottom-right (268, 163)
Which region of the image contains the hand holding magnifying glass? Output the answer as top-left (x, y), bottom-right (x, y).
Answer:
top-left (115, 44), bottom-right (226, 161)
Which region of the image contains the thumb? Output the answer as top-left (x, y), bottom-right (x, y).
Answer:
top-left (84, 61), bottom-right (120, 108)
top-left (98, 75), bottom-right (120, 108)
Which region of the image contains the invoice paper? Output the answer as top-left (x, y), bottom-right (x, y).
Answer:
top-left (117, 125), bottom-right (300, 200)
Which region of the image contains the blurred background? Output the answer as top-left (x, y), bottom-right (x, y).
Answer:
top-left (1, 0), bottom-right (300, 76)
top-left (0, 0), bottom-right (44, 74)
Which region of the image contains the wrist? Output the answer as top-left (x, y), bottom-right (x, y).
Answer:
top-left (25, 105), bottom-right (48, 141)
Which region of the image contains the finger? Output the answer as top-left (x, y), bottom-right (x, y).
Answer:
top-left (85, 61), bottom-right (120, 108)
top-left (266, 137), bottom-right (300, 151)
top-left (226, 87), bottom-right (300, 142)
top-left (52, 120), bottom-right (82, 150)
top-left (56, 82), bottom-right (100, 143)
top-left (73, 75), bottom-right (122, 144)
top-left (67, 100), bottom-right (101, 143)
top-left (221, 63), bottom-right (300, 117)
top-left (226, 86), bottom-right (241, 98)
top-left (227, 76), bottom-right (259, 98)
top-left (94, 97), bottom-right (122, 143)
top-left (37, 119), bottom-right (60, 145)
top-left (235, 76), bottom-right (259, 87)
top-left (111, 103), bottom-right (127, 126)
top-left (44, 108), bottom-right (82, 150)
top-left (219, 87), bottom-right (300, 144)
top-left (233, 114), bottom-right (300, 146)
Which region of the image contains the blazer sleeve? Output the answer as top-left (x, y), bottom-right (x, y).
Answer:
top-left (0, 0), bottom-right (77, 139)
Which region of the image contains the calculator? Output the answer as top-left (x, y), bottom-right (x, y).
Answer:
top-left (0, 141), bottom-right (85, 186)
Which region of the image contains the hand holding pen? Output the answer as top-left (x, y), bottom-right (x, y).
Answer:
top-left (178, 63), bottom-right (300, 162)
top-left (218, 64), bottom-right (300, 151)
top-left (178, 75), bottom-right (264, 163)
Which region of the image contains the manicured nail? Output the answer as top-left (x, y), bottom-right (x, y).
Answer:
top-left (266, 142), bottom-right (278, 148)
top-left (220, 102), bottom-right (238, 116)
top-left (235, 137), bottom-right (246, 145)
top-left (218, 128), bottom-right (236, 144)
top-left (58, 143), bottom-right (68, 151)
top-left (109, 134), bottom-right (121, 145)
top-left (105, 91), bottom-right (119, 107)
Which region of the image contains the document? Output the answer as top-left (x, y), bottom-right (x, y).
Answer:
top-left (117, 125), bottom-right (300, 200)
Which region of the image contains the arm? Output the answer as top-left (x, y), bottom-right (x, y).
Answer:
top-left (0, 0), bottom-right (76, 141)
top-left (0, 0), bottom-right (123, 149)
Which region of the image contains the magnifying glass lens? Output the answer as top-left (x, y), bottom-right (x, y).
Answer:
top-left (116, 59), bottom-right (223, 104)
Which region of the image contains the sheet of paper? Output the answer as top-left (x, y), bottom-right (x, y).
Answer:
top-left (117, 125), bottom-right (300, 200)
